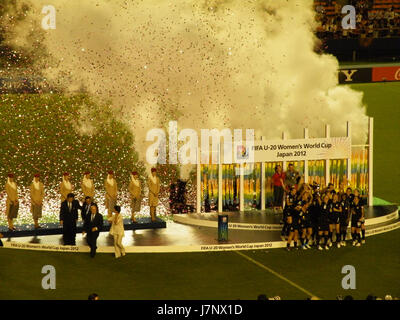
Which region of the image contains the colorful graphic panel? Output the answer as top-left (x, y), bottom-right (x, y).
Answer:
top-left (308, 160), bottom-right (326, 187)
top-left (199, 147), bottom-right (369, 211)
top-left (222, 164), bottom-right (240, 211)
top-left (351, 147), bottom-right (369, 196)
top-left (329, 159), bottom-right (348, 189)
top-left (200, 164), bottom-right (218, 212)
top-left (243, 163), bottom-right (261, 210)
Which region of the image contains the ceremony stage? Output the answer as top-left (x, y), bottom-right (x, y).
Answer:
top-left (2, 204), bottom-right (398, 253)
top-left (173, 205), bottom-right (400, 231)
top-left (0, 217), bottom-right (166, 239)
top-left (0, 118), bottom-right (386, 254)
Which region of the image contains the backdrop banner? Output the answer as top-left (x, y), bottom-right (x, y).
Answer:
top-left (233, 137), bottom-right (351, 163)
top-left (372, 66), bottom-right (400, 82)
top-left (338, 66), bottom-right (400, 84)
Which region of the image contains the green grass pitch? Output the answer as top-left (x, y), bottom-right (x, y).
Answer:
top-left (350, 82), bottom-right (400, 205)
top-left (0, 229), bottom-right (399, 300)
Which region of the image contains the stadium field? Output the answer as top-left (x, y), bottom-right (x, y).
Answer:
top-left (350, 81), bottom-right (400, 204)
top-left (0, 81), bottom-right (399, 300)
top-left (0, 229), bottom-right (399, 300)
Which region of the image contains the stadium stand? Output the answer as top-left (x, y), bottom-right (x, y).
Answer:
top-left (315, 0), bottom-right (400, 39)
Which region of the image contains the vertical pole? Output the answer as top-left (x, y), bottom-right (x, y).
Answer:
top-left (196, 147), bottom-right (201, 213)
top-left (368, 117), bottom-right (374, 206)
top-left (304, 128), bottom-right (309, 183)
top-left (346, 121), bottom-right (352, 187)
top-left (240, 163), bottom-right (244, 212)
top-left (218, 142), bottom-right (223, 213)
top-left (325, 124), bottom-right (330, 187)
top-left (282, 132), bottom-right (287, 172)
top-left (261, 136), bottom-right (265, 211)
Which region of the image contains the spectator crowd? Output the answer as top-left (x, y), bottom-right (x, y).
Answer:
top-left (257, 293), bottom-right (399, 300)
top-left (315, 0), bottom-right (400, 39)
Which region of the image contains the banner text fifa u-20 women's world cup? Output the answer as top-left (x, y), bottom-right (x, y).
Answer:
top-left (249, 137), bottom-right (351, 162)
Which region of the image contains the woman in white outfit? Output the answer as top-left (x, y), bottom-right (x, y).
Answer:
top-left (108, 205), bottom-right (125, 258)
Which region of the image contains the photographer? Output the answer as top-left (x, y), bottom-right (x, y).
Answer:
top-left (284, 163), bottom-right (300, 191)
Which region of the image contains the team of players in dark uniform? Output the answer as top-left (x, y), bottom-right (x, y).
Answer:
top-left (282, 182), bottom-right (366, 251)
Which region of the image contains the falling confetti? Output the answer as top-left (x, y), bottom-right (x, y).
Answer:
top-left (0, 0), bottom-right (368, 225)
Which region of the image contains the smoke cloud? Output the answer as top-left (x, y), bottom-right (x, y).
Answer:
top-left (5, 0), bottom-right (368, 178)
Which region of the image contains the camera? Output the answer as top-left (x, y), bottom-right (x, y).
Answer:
top-left (312, 182), bottom-right (320, 194)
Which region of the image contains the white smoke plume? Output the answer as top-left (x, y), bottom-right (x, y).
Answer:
top-left (5, 0), bottom-right (368, 178)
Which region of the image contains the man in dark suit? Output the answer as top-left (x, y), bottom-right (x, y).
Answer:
top-left (83, 203), bottom-right (103, 257)
top-left (81, 196), bottom-right (93, 221)
top-left (60, 193), bottom-right (81, 245)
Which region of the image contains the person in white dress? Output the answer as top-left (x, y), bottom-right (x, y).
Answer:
top-left (108, 205), bottom-right (125, 258)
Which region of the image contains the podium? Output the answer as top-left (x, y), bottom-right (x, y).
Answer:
top-left (218, 214), bottom-right (228, 242)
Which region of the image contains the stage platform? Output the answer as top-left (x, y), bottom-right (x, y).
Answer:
top-left (173, 205), bottom-right (399, 230)
top-left (0, 217), bottom-right (166, 238)
top-left (1, 205), bottom-right (398, 253)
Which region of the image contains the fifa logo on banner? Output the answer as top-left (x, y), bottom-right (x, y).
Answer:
top-left (237, 145), bottom-right (249, 160)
